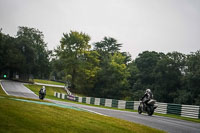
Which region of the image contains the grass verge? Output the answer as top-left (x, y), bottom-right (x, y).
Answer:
top-left (0, 83), bottom-right (6, 95)
top-left (0, 96), bottom-right (164, 133)
top-left (25, 84), bottom-right (135, 111)
top-left (34, 79), bottom-right (65, 86)
top-left (24, 84), bottom-right (66, 99)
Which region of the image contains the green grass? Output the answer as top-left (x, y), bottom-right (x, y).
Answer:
top-left (0, 84), bottom-right (6, 95)
top-left (34, 79), bottom-right (65, 86)
top-left (24, 84), bottom-right (67, 99)
top-left (33, 79), bottom-right (86, 97)
top-left (0, 96), bottom-right (165, 133)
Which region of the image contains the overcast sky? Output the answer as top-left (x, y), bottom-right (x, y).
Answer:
top-left (0, 0), bottom-right (200, 59)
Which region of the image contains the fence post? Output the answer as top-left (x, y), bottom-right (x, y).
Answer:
top-left (105, 99), bottom-right (112, 107)
top-left (94, 98), bottom-right (100, 105)
top-left (167, 103), bottom-right (182, 116)
top-left (100, 98), bottom-right (105, 106)
top-left (112, 99), bottom-right (118, 108)
top-left (82, 97), bottom-right (86, 103)
top-left (90, 97), bottom-right (95, 104)
top-left (118, 100), bottom-right (126, 109)
top-left (75, 97), bottom-right (79, 102)
top-left (86, 97), bottom-right (91, 104)
top-left (125, 101), bottom-right (134, 109)
top-left (78, 97), bottom-right (82, 103)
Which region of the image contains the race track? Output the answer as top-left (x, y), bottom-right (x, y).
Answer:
top-left (1, 80), bottom-right (200, 133)
top-left (0, 80), bottom-right (38, 99)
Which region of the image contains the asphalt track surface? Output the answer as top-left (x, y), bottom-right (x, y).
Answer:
top-left (1, 80), bottom-right (200, 133)
top-left (0, 80), bottom-right (38, 99)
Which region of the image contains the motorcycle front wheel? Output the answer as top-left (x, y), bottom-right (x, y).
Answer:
top-left (39, 94), bottom-right (44, 100)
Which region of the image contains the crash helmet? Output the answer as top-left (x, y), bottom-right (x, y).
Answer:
top-left (42, 86), bottom-right (45, 89)
top-left (146, 89), bottom-right (151, 93)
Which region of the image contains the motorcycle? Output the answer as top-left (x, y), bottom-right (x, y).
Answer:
top-left (39, 90), bottom-right (46, 100)
top-left (138, 99), bottom-right (157, 116)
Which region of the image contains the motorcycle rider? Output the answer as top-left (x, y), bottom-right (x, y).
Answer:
top-left (140, 89), bottom-right (153, 110)
top-left (39, 86), bottom-right (46, 99)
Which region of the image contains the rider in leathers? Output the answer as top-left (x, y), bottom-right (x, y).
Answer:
top-left (39, 86), bottom-right (46, 99)
top-left (141, 89), bottom-right (153, 109)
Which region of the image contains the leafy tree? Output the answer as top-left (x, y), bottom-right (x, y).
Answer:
top-left (174, 90), bottom-right (192, 104)
top-left (0, 30), bottom-right (26, 79)
top-left (185, 50), bottom-right (200, 105)
top-left (94, 53), bottom-right (130, 99)
top-left (17, 26), bottom-right (50, 78)
top-left (121, 52), bottom-right (132, 65)
top-left (58, 31), bottom-right (91, 90)
top-left (135, 51), bottom-right (161, 89)
top-left (75, 50), bottom-right (100, 95)
top-left (126, 61), bottom-right (142, 100)
top-left (55, 31), bottom-right (100, 94)
top-left (133, 51), bottom-right (186, 103)
top-left (153, 52), bottom-right (184, 103)
top-left (94, 37), bottom-right (122, 55)
top-left (93, 37), bottom-right (130, 99)
top-left (0, 27), bottom-right (50, 80)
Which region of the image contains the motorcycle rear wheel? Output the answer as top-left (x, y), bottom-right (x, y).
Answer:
top-left (39, 94), bottom-right (44, 100)
top-left (138, 106), bottom-right (142, 114)
top-left (147, 106), bottom-right (154, 116)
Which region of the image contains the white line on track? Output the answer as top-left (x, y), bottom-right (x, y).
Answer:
top-left (81, 108), bottom-right (108, 116)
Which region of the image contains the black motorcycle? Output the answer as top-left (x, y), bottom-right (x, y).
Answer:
top-left (39, 90), bottom-right (46, 100)
top-left (138, 99), bottom-right (157, 116)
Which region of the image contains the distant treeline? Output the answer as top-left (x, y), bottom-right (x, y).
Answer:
top-left (0, 27), bottom-right (50, 80)
top-left (0, 27), bottom-right (200, 105)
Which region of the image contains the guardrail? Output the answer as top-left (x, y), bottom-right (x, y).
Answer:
top-left (54, 92), bottom-right (200, 119)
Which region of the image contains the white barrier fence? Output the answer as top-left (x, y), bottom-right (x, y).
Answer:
top-left (54, 92), bottom-right (200, 119)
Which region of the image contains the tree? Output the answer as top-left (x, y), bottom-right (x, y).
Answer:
top-left (126, 61), bottom-right (142, 100)
top-left (133, 51), bottom-right (185, 103)
top-left (135, 51), bottom-right (161, 88)
top-left (94, 53), bottom-right (130, 99)
top-left (93, 37), bottom-right (130, 99)
top-left (185, 50), bottom-right (200, 105)
top-left (55, 31), bottom-right (100, 94)
top-left (121, 52), bottom-right (132, 65)
top-left (94, 37), bottom-right (122, 55)
top-left (75, 50), bottom-right (100, 95)
top-left (58, 31), bottom-right (91, 90)
top-left (0, 29), bottom-right (26, 79)
top-left (17, 26), bottom-right (50, 79)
